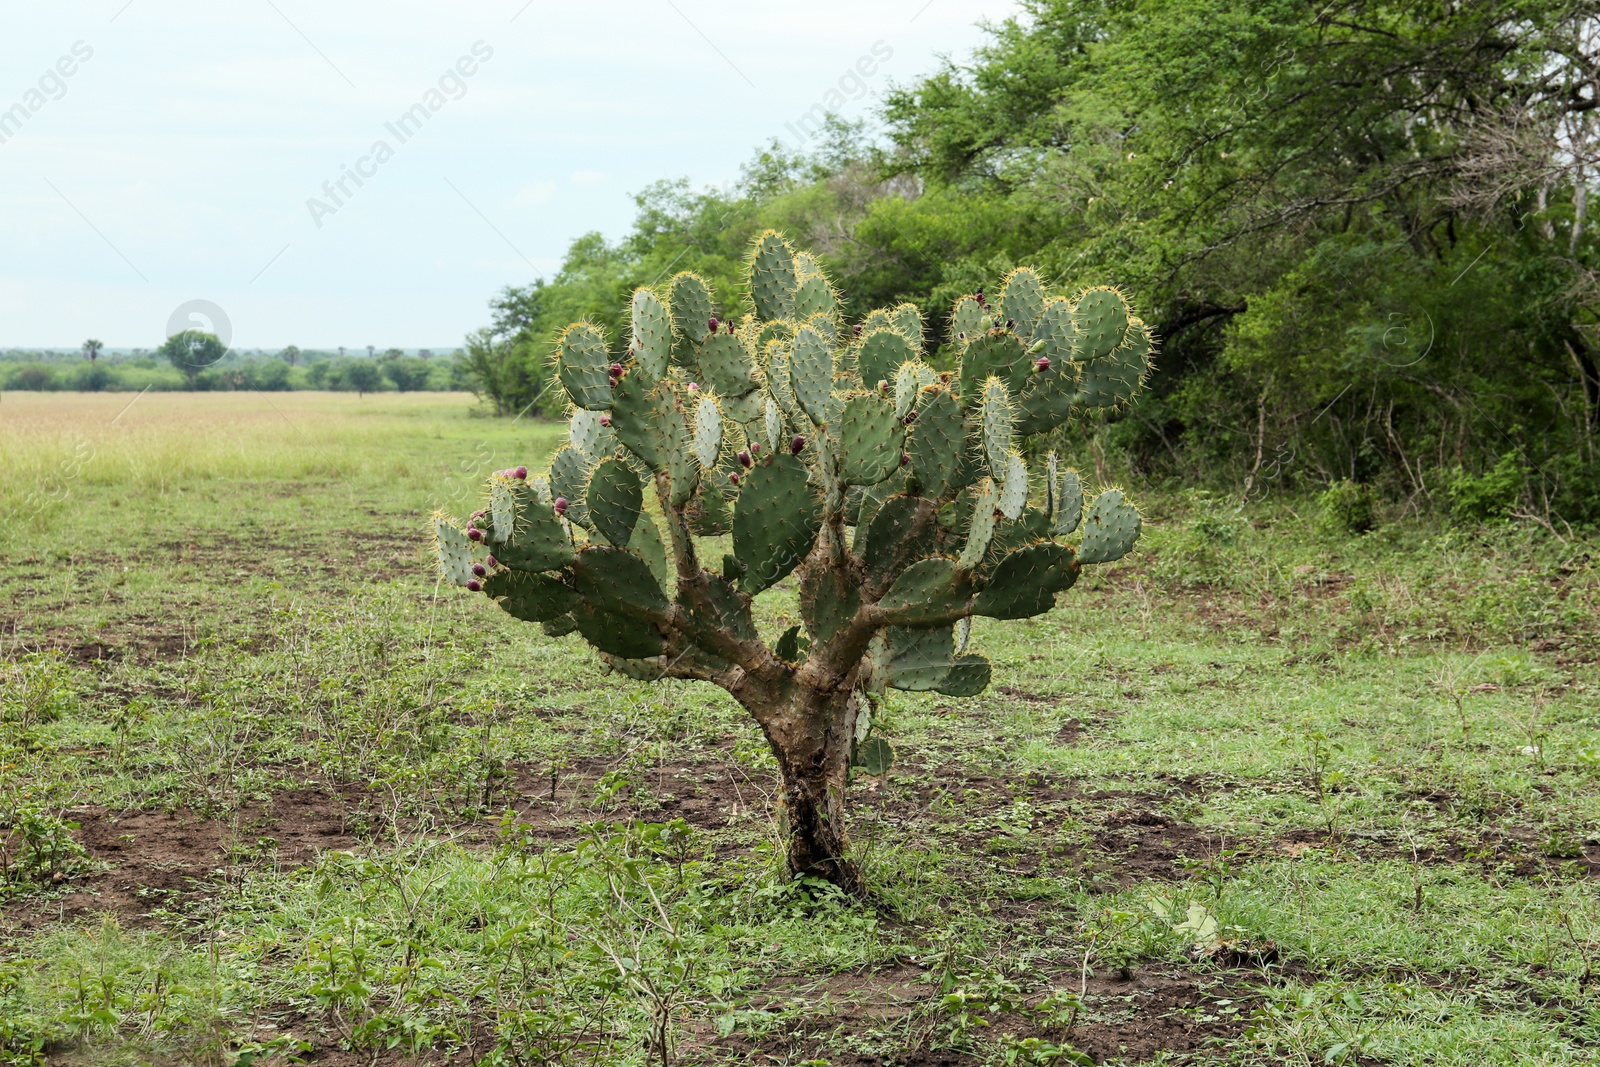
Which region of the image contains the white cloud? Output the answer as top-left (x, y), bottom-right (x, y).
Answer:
top-left (512, 180), bottom-right (557, 207)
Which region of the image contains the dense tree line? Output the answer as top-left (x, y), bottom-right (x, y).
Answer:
top-left (469, 0), bottom-right (1600, 525)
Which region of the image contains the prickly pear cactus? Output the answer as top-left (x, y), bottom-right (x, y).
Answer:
top-left (432, 233), bottom-right (1153, 892)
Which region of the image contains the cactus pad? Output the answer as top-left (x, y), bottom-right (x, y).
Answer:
top-left (609, 370), bottom-right (673, 472)
top-left (790, 325), bottom-right (835, 427)
top-left (878, 557), bottom-right (972, 626)
top-left (793, 272), bottom-right (836, 320)
top-left (557, 323), bottom-right (613, 411)
top-left (569, 407), bottom-right (618, 463)
top-left (958, 331), bottom-right (1029, 402)
top-left (885, 625), bottom-right (956, 691)
top-left (732, 453), bottom-right (821, 594)
top-left (981, 377), bottom-right (1014, 478)
top-left (858, 329), bottom-right (918, 391)
top-left (998, 452), bottom-right (1029, 521)
top-left (750, 231), bottom-right (798, 322)
top-left (431, 514), bottom-right (477, 587)
top-left (1072, 286), bottom-right (1131, 362)
top-left (973, 542), bottom-right (1079, 619)
top-left (935, 653), bottom-right (991, 696)
top-left (668, 272), bottom-right (714, 366)
top-left (691, 396), bottom-right (723, 470)
top-left (836, 394), bottom-right (904, 487)
top-left (906, 388), bottom-right (967, 500)
top-left (1053, 468), bottom-right (1084, 535)
top-left (998, 268), bottom-right (1047, 336)
top-left (1077, 488), bottom-right (1143, 564)
top-left (698, 331), bottom-right (759, 399)
top-left (548, 445), bottom-right (592, 529)
top-left (483, 568), bottom-right (576, 622)
top-left (573, 545), bottom-right (669, 617)
top-left (630, 287), bottom-right (671, 381)
top-left (586, 457), bottom-right (642, 549)
top-left (1076, 320), bottom-right (1152, 409)
top-left (950, 295), bottom-right (984, 343)
top-left (853, 735), bottom-right (895, 776)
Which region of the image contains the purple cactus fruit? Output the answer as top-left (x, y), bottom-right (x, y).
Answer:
top-left (467, 528), bottom-right (483, 541)
top-left (750, 442), bottom-right (761, 455)
top-left (903, 410), bottom-right (917, 425)
top-left (790, 434), bottom-right (805, 455)
top-left (466, 579), bottom-right (482, 592)
top-left (853, 324), bottom-right (862, 336)
top-left (708, 316), bottom-right (719, 333)
top-left (472, 563), bottom-right (487, 577)
top-left (878, 379), bottom-right (890, 395)
top-left (687, 382), bottom-right (699, 392)
top-left (737, 450), bottom-right (752, 468)
top-left (900, 452), bottom-right (910, 467)
top-left (486, 555), bottom-right (497, 567)
top-left (514, 465), bottom-right (528, 479)
top-left (553, 496), bottom-right (568, 516)
top-left (1035, 356), bottom-right (1051, 372)
top-left (599, 413), bottom-right (612, 427)
top-left (975, 289), bottom-right (986, 305)
top-left (609, 362), bottom-right (624, 377)
top-left (729, 472), bottom-right (741, 485)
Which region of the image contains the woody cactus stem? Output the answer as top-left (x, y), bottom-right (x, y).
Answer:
top-left (432, 232), bottom-right (1154, 894)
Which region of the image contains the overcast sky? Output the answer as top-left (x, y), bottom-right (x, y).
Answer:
top-left (0, 1), bottom-right (1017, 351)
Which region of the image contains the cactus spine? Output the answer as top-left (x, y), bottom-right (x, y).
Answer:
top-left (435, 230), bottom-right (1153, 893)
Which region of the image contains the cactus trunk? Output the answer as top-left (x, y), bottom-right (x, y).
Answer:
top-left (755, 685), bottom-right (864, 894)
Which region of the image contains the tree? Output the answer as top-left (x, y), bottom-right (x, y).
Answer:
top-left (280, 345), bottom-right (301, 366)
top-left (158, 330), bottom-right (227, 389)
top-left (82, 339), bottom-right (102, 362)
top-left (342, 360), bottom-right (383, 396)
top-left (434, 232), bottom-right (1151, 894)
top-left (384, 355), bottom-right (433, 392)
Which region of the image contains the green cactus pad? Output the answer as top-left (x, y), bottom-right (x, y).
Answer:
top-left (792, 273), bottom-right (836, 320)
top-left (722, 390), bottom-right (766, 431)
top-left (765, 343), bottom-right (803, 425)
top-left (1053, 468), bottom-right (1084, 535)
top-left (569, 408), bottom-right (618, 463)
top-left (836, 394), bottom-right (905, 487)
top-left (750, 231), bottom-right (798, 322)
top-left (691, 396), bottom-right (723, 470)
top-left (1012, 359), bottom-right (1082, 436)
top-left (878, 557), bottom-right (973, 626)
top-left (483, 568), bottom-right (575, 622)
top-left (998, 268), bottom-right (1047, 337)
top-left (790, 325), bottom-right (835, 426)
top-left (488, 477), bottom-right (519, 544)
top-left (956, 480), bottom-right (1000, 569)
top-left (973, 542), bottom-right (1080, 619)
top-left (1075, 320), bottom-right (1152, 409)
top-left (950, 295), bottom-right (984, 344)
top-left (609, 371), bottom-right (673, 471)
top-left (664, 410), bottom-right (699, 508)
top-left (601, 654), bottom-right (669, 681)
top-left (858, 330), bottom-right (918, 392)
top-left (864, 496), bottom-right (941, 589)
top-left (1031, 297), bottom-right (1075, 365)
top-left (732, 453), bottom-right (822, 595)
top-left (571, 601), bottom-right (664, 658)
top-left (586, 457), bottom-right (642, 548)
top-left (431, 514), bottom-right (477, 587)
top-left (543, 614), bottom-right (578, 638)
top-left (548, 445), bottom-right (592, 529)
top-left (629, 287), bottom-right (671, 382)
top-left (686, 479), bottom-right (732, 535)
top-left (573, 545), bottom-right (670, 618)
top-left (934, 653), bottom-right (991, 697)
top-left (557, 323), bottom-right (613, 411)
top-left (697, 331), bottom-right (758, 398)
top-left (628, 513), bottom-right (673, 595)
top-left (668, 272), bottom-right (714, 367)
top-left (859, 308), bottom-right (896, 336)
top-left (980, 377), bottom-right (1014, 478)
top-left (893, 362), bottom-right (937, 419)
top-left (1072, 286), bottom-right (1131, 363)
top-left (800, 561), bottom-right (860, 646)
top-left (679, 573), bottom-right (758, 666)
top-left (853, 735), bottom-right (894, 776)
top-left (489, 490), bottom-right (575, 573)
top-left (958, 331), bottom-right (1029, 403)
top-left (890, 303), bottom-right (923, 347)
top-left (774, 623), bottom-right (803, 662)
top-left (997, 452), bottom-right (1029, 521)
top-left (885, 624), bottom-right (955, 691)
top-left (1077, 488), bottom-right (1142, 564)
top-left (906, 388), bottom-right (967, 500)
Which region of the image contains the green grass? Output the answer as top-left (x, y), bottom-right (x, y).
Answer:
top-left (2, 391), bottom-right (1597, 1066)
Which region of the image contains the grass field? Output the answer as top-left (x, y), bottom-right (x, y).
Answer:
top-left (2, 391), bottom-right (1598, 1067)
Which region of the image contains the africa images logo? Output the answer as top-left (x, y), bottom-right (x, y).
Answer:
top-left (306, 41), bottom-right (495, 228)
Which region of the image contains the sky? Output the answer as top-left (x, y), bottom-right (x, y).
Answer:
top-left (0, 1), bottom-right (1019, 352)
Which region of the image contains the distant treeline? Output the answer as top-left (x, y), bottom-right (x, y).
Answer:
top-left (464, 0), bottom-right (1600, 527)
top-left (0, 350), bottom-right (470, 394)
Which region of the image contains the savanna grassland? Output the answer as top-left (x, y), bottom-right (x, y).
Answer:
top-left (2, 391), bottom-right (1598, 1067)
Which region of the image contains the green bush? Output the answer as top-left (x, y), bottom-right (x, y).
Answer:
top-left (1446, 453), bottom-right (1523, 522)
top-left (1317, 479), bottom-right (1375, 534)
